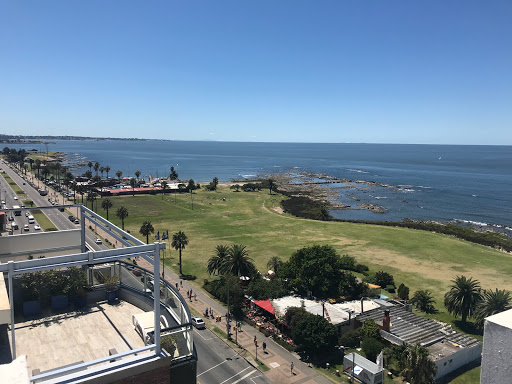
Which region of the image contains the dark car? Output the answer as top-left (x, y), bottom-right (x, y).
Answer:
top-left (8, 216), bottom-right (14, 221)
top-left (68, 215), bottom-right (75, 221)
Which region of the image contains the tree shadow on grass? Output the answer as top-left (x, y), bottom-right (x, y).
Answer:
top-left (436, 359), bottom-right (481, 384)
top-left (180, 274), bottom-right (196, 281)
top-left (453, 320), bottom-right (482, 337)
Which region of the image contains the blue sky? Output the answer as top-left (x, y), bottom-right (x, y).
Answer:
top-left (1, 1), bottom-right (511, 144)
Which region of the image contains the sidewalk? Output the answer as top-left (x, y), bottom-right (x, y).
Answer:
top-left (136, 257), bottom-right (333, 384)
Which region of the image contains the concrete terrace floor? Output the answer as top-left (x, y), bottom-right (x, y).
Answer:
top-left (9, 301), bottom-right (147, 375)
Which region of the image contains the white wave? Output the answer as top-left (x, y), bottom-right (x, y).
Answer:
top-left (240, 174), bottom-right (257, 178)
top-left (347, 168), bottom-right (369, 174)
top-left (454, 219), bottom-right (488, 227)
top-left (472, 194), bottom-right (477, 197)
top-left (399, 188), bottom-right (415, 192)
top-left (374, 196), bottom-right (387, 199)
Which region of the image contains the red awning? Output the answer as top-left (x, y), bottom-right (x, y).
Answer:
top-left (253, 300), bottom-right (275, 315)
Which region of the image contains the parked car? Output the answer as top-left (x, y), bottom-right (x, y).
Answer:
top-left (23, 224), bottom-right (30, 231)
top-left (13, 196), bottom-right (18, 200)
top-left (191, 317), bottom-right (206, 329)
top-left (59, 207), bottom-right (65, 212)
top-left (74, 219), bottom-right (80, 224)
top-left (1, 200), bottom-right (5, 205)
top-left (95, 238), bottom-right (102, 244)
top-left (68, 215), bottom-right (75, 221)
top-left (34, 225), bottom-right (41, 230)
top-left (132, 268), bottom-right (142, 276)
top-left (8, 216), bottom-right (14, 221)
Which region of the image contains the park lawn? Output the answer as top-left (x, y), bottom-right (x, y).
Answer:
top-left (97, 187), bottom-right (511, 334)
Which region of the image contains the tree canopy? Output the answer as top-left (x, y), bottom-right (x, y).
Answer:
top-left (444, 275), bottom-right (482, 323)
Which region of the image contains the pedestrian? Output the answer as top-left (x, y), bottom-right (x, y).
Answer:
top-left (291, 362), bottom-right (294, 375)
top-left (180, 280), bottom-right (183, 287)
top-left (262, 341), bottom-right (266, 353)
top-left (194, 293), bottom-right (197, 301)
top-left (190, 288), bottom-right (193, 296)
top-left (210, 307), bottom-right (213, 317)
top-left (175, 282), bottom-right (179, 290)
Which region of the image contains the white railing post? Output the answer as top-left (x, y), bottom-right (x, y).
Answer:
top-left (8, 261), bottom-right (15, 359)
top-left (153, 242), bottom-right (161, 355)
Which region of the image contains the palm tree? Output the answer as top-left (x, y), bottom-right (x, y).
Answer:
top-left (399, 344), bottom-right (437, 384)
top-left (139, 221), bottom-right (155, 244)
top-left (207, 245), bottom-right (230, 276)
top-left (34, 159), bottom-right (41, 179)
top-left (94, 162), bottom-right (99, 176)
top-left (87, 161), bottom-right (93, 173)
top-left (268, 179), bottom-right (274, 195)
top-left (170, 166), bottom-right (178, 180)
top-left (222, 244), bottom-right (256, 277)
top-left (101, 198), bottom-right (113, 220)
top-left (130, 177), bottom-right (137, 196)
top-left (135, 170), bottom-right (141, 179)
top-left (116, 206), bottom-right (129, 230)
top-left (411, 290), bottom-right (436, 313)
top-left (473, 289), bottom-right (512, 328)
top-left (99, 166), bottom-right (105, 178)
top-left (172, 231), bottom-right (189, 276)
top-left (86, 191), bottom-right (97, 211)
top-left (444, 275), bottom-right (482, 323)
top-left (266, 256), bottom-right (283, 274)
top-left (116, 170), bottom-right (122, 179)
top-left (161, 180), bottom-right (168, 199)
top-left (105, 165), bottom-right (110, 179)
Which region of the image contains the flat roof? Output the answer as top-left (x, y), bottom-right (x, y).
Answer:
top-left (344, 353), bottom-right (382, 374)
top-left (10, 301), bottom-right (147, 375)
top-left (485, 308), bottom-right (512, 329)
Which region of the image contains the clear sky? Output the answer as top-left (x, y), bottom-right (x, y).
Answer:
top-left (1, 1), bottom-right (511, 144)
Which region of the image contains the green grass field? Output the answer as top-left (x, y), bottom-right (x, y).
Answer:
top-left (0, 172), bottom-right (26, 196)
top-left (94, 186), bottom-right (509, 383)
top-left (31, 210), bottom-right (57, 231)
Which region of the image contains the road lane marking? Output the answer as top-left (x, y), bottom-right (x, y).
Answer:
top-left (250, 375), bottom-right (264, 384)
top-left (219, 367), bottom-right (255, 384)
top-left (194, 328), bottom-right (217, 341)
top-left (197, 354), bottom-right (239, 377)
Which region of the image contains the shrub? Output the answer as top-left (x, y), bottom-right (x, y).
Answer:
top-left (340, 255), bottom-right (356, 271)
top-left (361, 319), bottom-right (381, 339)
top-left (386, 285), bottom-right (396, 293)
top-left (397, 283), bottom-right (410, 300)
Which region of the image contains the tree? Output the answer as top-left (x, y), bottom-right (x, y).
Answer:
top-left (172, 231), bottom-right (189, 275)
top-left (135, 170), bottom-right (141, 179)
top-left (169, 166), bottom-right (178, 180)
top-left (99, 166), bottom-right (105, 178)
top-left (116, 170), bottom-right (122, 179)
top-left (340, 255), bottom-right (357, 271)
top-left (361, 319), bottom-right (381, 339)
top-left (374, 271), bottom-right (395, 287)
top-left (279, 245), bottom-right (344, 299)
top-left (83, 169), bottom-right (92, 179)
top-left (130, 177), bottom-right (137, 196)
top-left (412, 290), bottom-right (436, 313)
top-left (222, 244), bottom-right (256, 277)
top-left (230, 184), bottom-right (241, 192)
top-left (397, 283), bottom-right (410, 300)
top-left (94, 162), bottom-right (99, 176)
top-left (362, 337), bottom-right (384, 362)
top-left (473, 289), bottom-right (512, 329)
top-left (212, 177), bottom-right (219, 189)
top-left (292, 312), bottom-right (338, 353)
top-left (101, 198), bottom-right (113, 220)
top-left (399, 344), bottom-right (437, 384)
top-left (161, 180), bottom-right (168, 199)
top-left (139, 221), bottom-right (155, 244)
top-left (268, 179), bottom-right (275, 195)
top-left (105, 165), bottom-right (110, 179)
top-left (444, 275), bottom-right (482, 323)
top-left (116, 206), bottom-right (129, 230)
top-left (86, 191), bottom-right (97, 211)
top-left (187, 179), bottom-right (196, 191)
top-left (87, 161), bottom-right (93, 173)
top-left (207, 245), bottom-right (229, 276)
top-left (266, 256), bottom-right (283, 274)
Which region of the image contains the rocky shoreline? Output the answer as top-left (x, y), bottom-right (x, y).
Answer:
top-left (266, 171), bottom-right (389, 213)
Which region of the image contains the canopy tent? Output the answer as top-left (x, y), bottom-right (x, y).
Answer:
top-left (253, 299), bottom-right (275, 315)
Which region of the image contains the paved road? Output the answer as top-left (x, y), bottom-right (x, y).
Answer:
top-left (120, 266), bottom-right (272, 384)
top-left (0, 160), bottom-right (104, 251)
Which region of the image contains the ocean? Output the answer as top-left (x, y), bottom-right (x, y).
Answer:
top-left (6, 140), bottom-right (512, 231)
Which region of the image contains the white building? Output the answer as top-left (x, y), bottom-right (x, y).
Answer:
top-left (343, 353), bottom-right (384, 384)
top-left (480, 308), bottom-right (512, 384)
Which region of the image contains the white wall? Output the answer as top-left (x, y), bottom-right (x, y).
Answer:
top-left (0, 230), bottom-right (81, 260)
top-left (435, 343), bottom-right (481, 379)
top-left (481, 319), bottom-right (512, 384)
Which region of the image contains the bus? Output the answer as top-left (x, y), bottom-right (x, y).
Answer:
top-left (13, 205), bottom-right (22, 216)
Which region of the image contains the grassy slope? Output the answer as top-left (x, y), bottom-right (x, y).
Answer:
top-left (97, 187), bottom-right (509, 383)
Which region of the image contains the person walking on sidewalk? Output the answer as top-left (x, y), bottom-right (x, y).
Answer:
top-left (262, 341), bottom-right (267, 354)
top-left (290, 362), bottom-right (294, 375)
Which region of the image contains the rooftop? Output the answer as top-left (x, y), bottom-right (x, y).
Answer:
top-left (485, 308), bottom-right (512, 329)
top-left (356, 306), bottom-right (480, 361)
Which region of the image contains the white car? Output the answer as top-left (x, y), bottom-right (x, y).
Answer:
top-left (23, 224), bottom-right (29, 231)
top-left (191, 317), bottom-right (205, 329)
top-left (1, 200), bottom-right (5, 205)
top-left (34, 225), bottom-right (41, 230)
top-left (13, 196), bottom-right (18, 200)
top-left (95, 238), bottom-right (102, 244)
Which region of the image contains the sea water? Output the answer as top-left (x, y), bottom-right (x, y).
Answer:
top-left (6, 140), bottom-right (512, 229)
